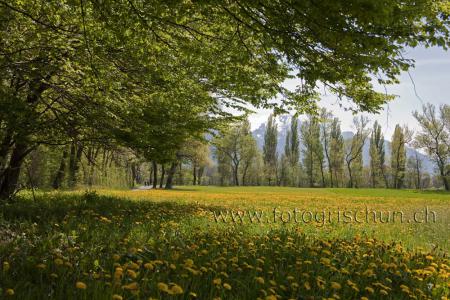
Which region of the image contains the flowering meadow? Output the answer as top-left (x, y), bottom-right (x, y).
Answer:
top-left (0, 187), bottom-right (449, 299)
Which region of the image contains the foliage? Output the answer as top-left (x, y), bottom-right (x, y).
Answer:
top-left (414, 104), bottom-right (450, 190)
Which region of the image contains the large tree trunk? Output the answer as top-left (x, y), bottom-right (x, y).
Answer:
top-left (52, 147), bottom-right (69, 189)
top-left (443, 176), bottom-right (449, 191)
top-left (242, 164), bottom-right (249, 186)
top-left (233, 166), bottom-right (239, 186)
top-left (0, 142), bottom-right (29, 199)
top-left (0, 129), bottom-right (13, 171)
top-left (68, 142), bottom-right (83, 188)
top-left (439, 165), bottom-right (450, 191)
top-left (197, 166), bottom-right (204, 185)
top-left (346, 161), bottom-right (353, 188)
top-left (192, 165), bottom-right (197, 185)
top-left (165, 162), bottom-right (178, 189)
top-left (159, 164), bottom-right (165, 188)
top-left (152, 161), bottom-right (158, 189)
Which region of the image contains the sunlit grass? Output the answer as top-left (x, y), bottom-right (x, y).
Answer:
top-left (0, 187), bottom-right (449, 299)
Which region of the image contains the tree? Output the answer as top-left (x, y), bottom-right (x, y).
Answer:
top-left (407, 150), bottom-right (424, 189)
top-left (345, 116), bottom-right (370, 188)
top-left (1, 0), bottom-right (449, 198)
top-left (263, 114), bottom-right (278, 185)
top-left (329, 118), bottom-right (345, 187)
top-left (301, 115), bottom-right (323, 187)
top-left (413, 104), bottom-right (450, 190)
top-left (369, 121), bottom-right (387, 187)
top-left (320, 109), bottom-right (333, 186)
top-left (214, 118), bottom-right (257, 186)
top-left (183, 140), bottom-right (211, 186)
top-left (390, 125), bottom-right (412, 189)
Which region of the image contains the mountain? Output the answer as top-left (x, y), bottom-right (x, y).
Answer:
top-left (252, 117), bottom-right (434, 173)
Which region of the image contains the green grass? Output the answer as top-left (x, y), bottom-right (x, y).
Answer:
top-left (0, 187), bottom-right (449, 299)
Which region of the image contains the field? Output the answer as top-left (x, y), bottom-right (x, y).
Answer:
top-left (0, 187), bottom-right (449, 299)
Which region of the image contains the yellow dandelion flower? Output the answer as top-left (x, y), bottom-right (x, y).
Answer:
top-left (189, 292), bottom-right (198, 298)
top-left (331, 282), bottom-right (341, 290)
top-left (36, 263), bottom-right (46, 269)
top-left (157, 282), bottom-right (169, 292)
top-left (184, 259), bottom-right (194, 267)
top-left (144, 263), bottom-right (154, 270)
top-left (127, 269), bottom-right (137, 279)
top-left (112, 295), bottom-right (123, 300)
top-left (170, 284), bottom-right (183, 295)
top-left (425, 255), bottom-right (433, 261)
top-left (122, 282), bottom-right (139, 290)
top-left (213, 278), bottom-right (222, 285)
top-left (223, 283), bottom-right (232, 290)
top-left (6, 289), bottom-right (14, 296)
top-left (255, 277), bottom-right (265, 284)
top-left (54, 258), bottom-right (64, 265)
top-left (76, 281), bottom-right (87, 290)
top-left (3, 261), bottom-right (10, 272)
top-left (112, 254), bottom-right (120, 261)
top-left (380, 290), bottom-right (388, 296)
top-left (361, 297), bottom-right (368, 300)
top-left (365, 287), bottom-right (374, 294)
top-left (266, 295), bottom-right (277, 300)
top-left (304, 282), bottom-right (310, 290)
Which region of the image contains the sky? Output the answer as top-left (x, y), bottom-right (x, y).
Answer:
top-left (248, 46), bottom-right (450, 137)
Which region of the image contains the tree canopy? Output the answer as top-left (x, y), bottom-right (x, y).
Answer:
top-left (1, 0), bottom-right (449, 197)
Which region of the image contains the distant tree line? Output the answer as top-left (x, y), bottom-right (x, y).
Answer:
top-left (212, 104), bottom-right (450, 190)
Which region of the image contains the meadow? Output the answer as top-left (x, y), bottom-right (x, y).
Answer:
top-left (0, 187), bottom-right (449, 299)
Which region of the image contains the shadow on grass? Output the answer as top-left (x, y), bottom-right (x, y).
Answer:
top-left (0, 191), bottom-right (229, 227)
top-left (412, 189), bottom-right (450, 195)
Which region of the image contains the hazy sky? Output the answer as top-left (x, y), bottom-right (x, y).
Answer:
top-left (248, 46), bottom-right (450, 137)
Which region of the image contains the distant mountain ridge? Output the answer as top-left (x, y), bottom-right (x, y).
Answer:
top-left (252, 117), bottom-right (434, 173)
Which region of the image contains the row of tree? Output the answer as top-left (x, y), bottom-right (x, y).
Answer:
top-left (213, 104), bottom-right (450, 190)
top-left (1, 1), bottom-right (449, 198)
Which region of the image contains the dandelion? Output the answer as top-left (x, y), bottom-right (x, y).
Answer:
top-left (3, 261), bottom-right (10, 272)
top-left (266, 295), bottom-right (277, 300)
top-left (144, 263), bottom-right (154, 270)
top-left (76, 281), bottom-right (87, 290)
top-left (255, 277), bottom-right (265, 284)
top-left (54, 258), bottom-right (63, 265)
top-left (189, 292), bottom-right (198, 298)
top-left (36, 263), bottom-right (46, 269)
top-left (157, 282), bottom-right (169, 293)
top-left (112, 295), bottom-right (123, 300)
top-left (6, 289), bottom-right (14, 296)
top-left (331, 282), bottom-right (341, 290)
top-left (223, 283), bottom-right (232, 290)
top-left (122, 282), bottom-right (139, 290)
top-left (213, 278), bottom-right (222, 285)
top-left (184, 259), bottom-right (194, 267)
top-left (170, 284), bottom-right (184, 294)
top-left (127, 269), bottom-right (137, 279)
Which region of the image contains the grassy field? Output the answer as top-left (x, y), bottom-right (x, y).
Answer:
top-left (0, 187), bottom-right (449, 299)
